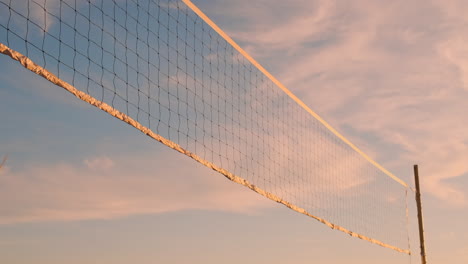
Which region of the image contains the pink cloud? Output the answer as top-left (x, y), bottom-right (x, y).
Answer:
top-left (194, 0), bottom-right (468, 207)
top-left (0, 152), bottom-right (273, 225)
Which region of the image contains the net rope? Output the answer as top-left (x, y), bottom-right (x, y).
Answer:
top-left (0, 0), bottom-right (411, 254)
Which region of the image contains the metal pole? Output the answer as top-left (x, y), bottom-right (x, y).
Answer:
top-left (414, 164), bottom-right (427, 264)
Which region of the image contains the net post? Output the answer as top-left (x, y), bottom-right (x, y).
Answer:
top-left (0, 155), bottom-right (7, 169)
top-left (414, 164), bottom-right (427, 264)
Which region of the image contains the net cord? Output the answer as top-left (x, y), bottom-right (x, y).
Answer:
top-left (0, 42), bottom-right (410, 254)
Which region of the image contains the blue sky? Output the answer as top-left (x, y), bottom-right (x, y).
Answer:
top-left (1, 0), bottom-right (468, 263)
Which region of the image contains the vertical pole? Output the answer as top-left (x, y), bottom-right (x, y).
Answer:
top-left (414, 164), bottom-right (427, 264)
top-left (0, 155), bottom-right (7, 169)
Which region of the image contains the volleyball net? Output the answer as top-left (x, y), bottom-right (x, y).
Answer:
top-left (0, 0), bottom-right (411, 254)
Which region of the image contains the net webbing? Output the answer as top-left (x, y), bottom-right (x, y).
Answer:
top-left (0, 0), bottom-right (411, 254)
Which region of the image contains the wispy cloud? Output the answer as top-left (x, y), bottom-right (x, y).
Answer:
top-left (6, 0), bottom-right (60, 34)
top-left (194, 0), bottom-right (468, 206)
top-left (0, 153), bottom-right (273, 225)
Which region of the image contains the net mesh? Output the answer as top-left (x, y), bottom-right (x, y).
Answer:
top-left (0, 0), bottom-right (411, 253)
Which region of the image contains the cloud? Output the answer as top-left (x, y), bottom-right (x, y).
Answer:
top-left (228, 0), bottom-right (339, 55)
top-left (0, 152), bottom-right (273, 225)
top-left (193, 0), bottom-right (468, 207)
top-left (84, 156), bottom-right (115, 170)
top-left (439, 36), bottom-right (468, 91)
top-left (5, 0), bottom-right (60, 34)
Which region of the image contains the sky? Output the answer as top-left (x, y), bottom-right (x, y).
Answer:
top-left (1, 0), bottom-right (468, 263)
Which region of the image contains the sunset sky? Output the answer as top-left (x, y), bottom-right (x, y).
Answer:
top-left (1, 0), bottom-right (468, 263)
